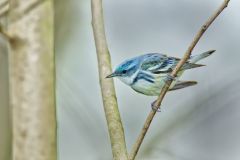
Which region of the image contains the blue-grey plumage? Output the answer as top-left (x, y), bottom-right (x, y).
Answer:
top-left (106, 50), bottom-right (215, 96)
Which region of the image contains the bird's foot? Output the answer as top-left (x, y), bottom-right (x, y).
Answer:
top-left (164, 74), bottom-right (176, 87)
top-left (165, 74), bottom-right (176, 82)
top-left (151, 100), bottom-right (161, 112)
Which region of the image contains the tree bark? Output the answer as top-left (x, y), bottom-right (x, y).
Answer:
top-left (0, 10), bottom-right (11, 159)
top-left (8, 0), bottom-right (56, 160)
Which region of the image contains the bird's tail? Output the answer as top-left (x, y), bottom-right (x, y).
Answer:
top-left (189, 50), bottom-right (216, 64)
top-left (169, 81), bottom-right (197, 91)
top-left (170, 50), bottom-right (215, 91)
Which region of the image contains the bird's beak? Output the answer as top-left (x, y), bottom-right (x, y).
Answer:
top-left (106, 73), bottom-right (117, 78)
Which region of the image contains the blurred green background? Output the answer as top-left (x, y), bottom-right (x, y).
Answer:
top-left (1, 0), bottom-right (240, 160)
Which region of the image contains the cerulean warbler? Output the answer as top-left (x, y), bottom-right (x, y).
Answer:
top-left (106, 50), bottom-right (215, 97)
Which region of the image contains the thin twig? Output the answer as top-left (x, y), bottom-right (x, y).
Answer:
top-left (0, 24), bottom-right (10, 40)
top-left (91, 0), bottom-right (128, 159)
top-left (0, 7), bottom-right (8, 18)
top-left (7, 0), bottom-right (47, 23)
top-left (129, 1), bottom-right (230, 159)
top-left (0, 1), bottom-right (8, 18)
top-left (0, 0), bottom-right (8, 9)
top-left (0, 1), bottom-right (9, 37)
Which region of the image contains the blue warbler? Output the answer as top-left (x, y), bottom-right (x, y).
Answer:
top-left (106, 50), bottom-right (215, 109)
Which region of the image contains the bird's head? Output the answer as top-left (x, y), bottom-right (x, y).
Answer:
top-left (106, 58), bottom-right (140, 84)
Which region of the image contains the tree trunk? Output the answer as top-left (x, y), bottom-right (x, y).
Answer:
top-left (0, 15), bottom-right (11, 160)
top-left (8, 0), bottom-right (56, 160)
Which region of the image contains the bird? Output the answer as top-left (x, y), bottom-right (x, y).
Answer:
top-left (106, 50), bottom-right (215, 110)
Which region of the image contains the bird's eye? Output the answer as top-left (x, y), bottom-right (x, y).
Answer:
top-left (122, 70), bottom-right (127, 74)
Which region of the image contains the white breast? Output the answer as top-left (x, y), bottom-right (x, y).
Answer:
top-left (131, 77), bottom-right (165, 96)
top-left (131, 72), bottom-right (177, 96)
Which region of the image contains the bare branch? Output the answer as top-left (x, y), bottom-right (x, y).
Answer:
top-left (0, 1), bottom-right (10, 40)
top-left (0, 0), bottom-right (8, 18)
top-left (0, 0), bottom-right (8, 9)
top-left (8, 0), bottom-right (47, 23)
top-left (91, 0), bottom-right (128, 159)
top-left (129, 1), bottom-right (231, 159)
top-left (0, 24), bottom-right (10, 40)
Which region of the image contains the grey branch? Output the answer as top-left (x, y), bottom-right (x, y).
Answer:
top-left (91, 0), bottom-right (128, 159)
top-left (129, 0), bottom-right (231, 159)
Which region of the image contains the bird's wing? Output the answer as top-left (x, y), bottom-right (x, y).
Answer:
top-left (140, 53), bottom-right (177, 73)
top-left (167, 56), bottom-right (205, 71)
top-left (141, 53), bottom-right (204, 74)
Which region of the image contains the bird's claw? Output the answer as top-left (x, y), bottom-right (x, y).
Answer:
top-left (165, 74), bottom-right (176, 82)
top-left (151, 100), bottom-right (161, 112)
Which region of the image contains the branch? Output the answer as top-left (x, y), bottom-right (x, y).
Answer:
top-left (91, 0), bottom-right (128, 159)
top-left (0, 1), bottom-right (10, 39)
top-left (7, 0), bottom-right (47, 23)
top-left (0, 24), bottom-right (10, 40)
top-left (129, 0), bottom-right (230, 159)
top-left (0, 0), bottom-right (8, 18)
top-left (0, 0), bottom-right (8, 10)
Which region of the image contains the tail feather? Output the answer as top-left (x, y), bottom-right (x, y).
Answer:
top-left (169, 50), bottom-right (214, 91)
top-left (189, 50), bottom-right (216, 63)
top-left (169, 81), bottom-right (197, 91)
top-left (181, 63), bottom-right (205, 70)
